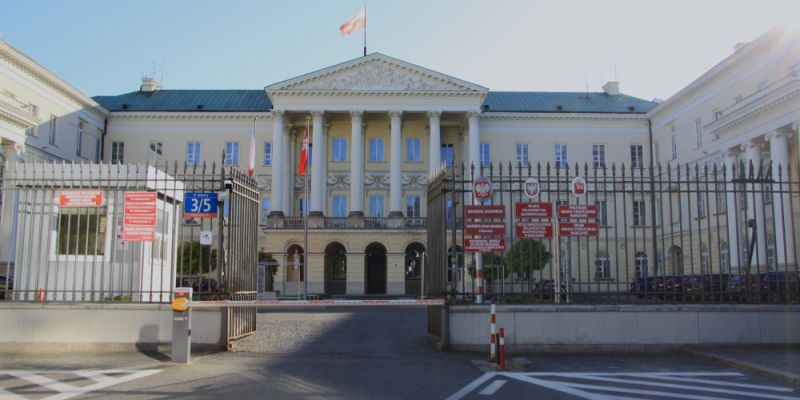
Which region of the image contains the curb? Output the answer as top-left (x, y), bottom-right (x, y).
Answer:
top-left (687, 349), bottom-right (800, 385)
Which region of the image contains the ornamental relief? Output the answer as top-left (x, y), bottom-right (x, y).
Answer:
top-left (364, 173), bottom-right (390, 188)
top-left (296, 62), bottom-right (460, 92)
top-left (327, 173), bottom-right (350, 188)
top-left (256, 176), bottom-right (271, 192)
top-left (402, 173), bottom-right (427, 189)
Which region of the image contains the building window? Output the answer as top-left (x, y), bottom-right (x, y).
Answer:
top-left (635, 252), bottom-right (648, 278)
top-left (480, 143), bottom-right (490, 167)
top-left (593, 144), bottom-right (606, 168)
top-left (714, 110), bottom-right (723, 121)
top-left (76, 120), bottom-right (86, 157)
top-left (332, 138), bottom-right (347, 161)
top-left (264, 142), bottom-right (272, 166)
top-left (716, 182), bottom-right (727, 213)
top-left (406, 138), bottom-right (421, 162)
top-left (767, 237), bottom-right (776, 268)
top-left (49, 115), bottom-right (57, 145)
top-left (225, 142), bottom-right (239, 166)
top-left (516, 143), bottom-right (529, 165)
top-left (595, 200), bottom-right (608, 226)
top-left (697, 193), bottom-right (706, 218)
top-left (555, 143), bottom-right (568, 168)
top-left (369, 138), bottom-right (385, 162)
top-left (633, 200), bottom-right (646, 226)
top-left (406, 196), bottom-right (421, 217)
top-left (595, 252), bottom-right (611, 279)
top-left (111, 142), bottom-right (124, 164)
top-left (671, 134), bottom-right (677, 160)
top-left (299, 198), bottom-right (310, 217)
top-left (630, 145), bottom-right (643, 169)
top-left (720, 242), bottom-right (730, 273)
top-left (187, 142), bottom-right (201, 166)
top-left (28, 103), bottom-right (39, 117)
top-left (441, 144), bottom-right (455, 167)
top-left (56, 208), bottom-right (107, 256)
top-left (261, 198), bottom-right (271, 218)
top-left (700, 244), bottom-right (710, 274)
top-left (369, 196), bottom-right (384, 217)
top-left (332, 195), bottom-right (348, 217)
top-left (149, 141), bottom-right (163, 162)
top-left (695, 118), bottom-right (703, 147)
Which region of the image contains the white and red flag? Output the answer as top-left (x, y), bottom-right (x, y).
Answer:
top-left (339, 6), bottom-right (366, 36)
top-left (248, 119), bottom-right (256, 176)
top-left (298, 127), bottom-right (309, 176)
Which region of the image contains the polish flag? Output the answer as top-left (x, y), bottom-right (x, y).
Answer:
top-left (298, 127), bottom-right (309, 176)
top-left (339, 7), bottom-right (366, 36)
top-left (248, 119), bottom-right (256, 176)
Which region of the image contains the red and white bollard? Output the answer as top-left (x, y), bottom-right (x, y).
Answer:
top-left (498, 327), bottom-right (506, 371)
top-left (476, 256), bottom-right (484, 304)
top-left (490, 304), bottom-right (497, 361)
top-left (37, 288), bottom-right (45, 302)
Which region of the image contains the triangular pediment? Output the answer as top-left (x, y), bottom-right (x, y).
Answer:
top-left (266, 53), bottom-right (488, 94)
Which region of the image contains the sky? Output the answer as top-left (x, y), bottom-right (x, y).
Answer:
top-left (1, 0), bottom-right (798, 101)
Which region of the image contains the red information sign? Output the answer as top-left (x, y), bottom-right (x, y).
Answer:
top-left (559, 222), bottom-right (600, 237)
top-left (515, 202), bottom-right (552, 219)
top-left (122, 192), bottom-right (157, 242)
top-left (465, 222), bottom-right (506, 236)
top-left (515, 221), bottom-right (554, 239)
top-left (465, 205), bottom-right (505, 219)
top-left (557, 204), bottom-right (599, 219)
top-left (59, 190), bottom-right (103, 207)
top-left (465, 238), bottom-right (505, 253)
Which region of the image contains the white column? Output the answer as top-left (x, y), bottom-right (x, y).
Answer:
top-left (389, 111), bottom-right (403, 217)
top-left (744, 139), bottom-right (768, 267)
top-left (270, 111), bottom-right (285, 216)
top-left (724, 149), bottom-right (741, 270)
top-left (468, 112), bottom-right (481, 173)
top-left (284, 129), bottom-right (293, 215)
top-left (310, 111), bottom-right (325, 216)
top-left (428, 111), bottom-right (441, 175)
top-left (349, 111), bottom-right (364, 216)
top-left (768, 129), bottom-right (795, 266)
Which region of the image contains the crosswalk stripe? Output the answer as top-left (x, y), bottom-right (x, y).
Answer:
top-left (479, 379), bottom-right (506, 395)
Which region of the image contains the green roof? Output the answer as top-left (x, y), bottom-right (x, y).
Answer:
top-left (92, 90), bottom-right (271, 112)
top-left (482, 91), bottom-right (658, 114)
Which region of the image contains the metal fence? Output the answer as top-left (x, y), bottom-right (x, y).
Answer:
top-left (427, 161), bottom-right (800, 304)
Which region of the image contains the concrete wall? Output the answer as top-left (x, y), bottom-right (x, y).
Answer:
top-left (0, 303), bottom-right (225, 353)
top-left (447, 304), bottom-right (800, 351)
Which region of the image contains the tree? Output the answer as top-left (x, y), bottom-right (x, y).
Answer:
top-left (178, 241), bottom-right (217, 275)
top-left (506, 239), bottom-right (552, 276)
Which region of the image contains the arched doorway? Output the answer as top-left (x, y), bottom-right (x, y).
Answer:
top-left (324, 242), bottom-right (347, 295)
top-left (285, 244), bottom-right (304, 295)
top-left (405, 242), bottom-right (425, 295)
top-left (365, 242), bottom-right (387, 294)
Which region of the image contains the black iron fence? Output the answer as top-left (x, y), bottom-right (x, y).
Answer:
top-left (427, 161), bottom-right (800, 304)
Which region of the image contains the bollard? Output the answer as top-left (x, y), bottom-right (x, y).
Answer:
top-left (171, 287), bottom-right (193, 363)
top-left (499, 327), bottom-right (506, 371)
top-left (490, 303), bottom-right (496, 361)
top-left (37, 288), bottom-right (44, 302)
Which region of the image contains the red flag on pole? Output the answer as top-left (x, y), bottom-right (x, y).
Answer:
top-left (339, 7), bottom-right (366, 36)
top-left (298, 127), bottom-right (309, 176)
top-left (248, 119), bottom-right (256, 176)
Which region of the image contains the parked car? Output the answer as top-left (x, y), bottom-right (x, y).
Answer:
top-left (630, 277), bottom-right (656, 299)
top-left (0, 275), bottom-right (13, 300)
top-left (726, 273), bottom-right (768, 302)
top-left (762, 271), bottom-right (799, 302)
top-left (683, 274), bottom-right (731, 302)
top-left (533, 279), bottom-right (566, 300)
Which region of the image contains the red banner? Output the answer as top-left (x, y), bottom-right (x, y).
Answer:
top-left (557, 204), bottom-right (599, 219)
top-left (515, 202), bottom-right (552, 219)
top-left (515, 221), bottom-right (554, 239)
top-left (464, 205), bottom-right (505, 219)
top-left (122, 192), bottom-right (157, 242)
top-left (465, 221), bottom-right (506, 236)
top-left (559, 222), bottom-right (600, 237)
top-left (465, 238), bottom-right (505, 253)
top-left (59, 190), bottom-right (103, 207)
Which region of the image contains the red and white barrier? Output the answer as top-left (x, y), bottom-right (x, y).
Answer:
top-left (186, 298), bottom-right (445, 308)
top-left (499, 327), bottom-right (506, 371)
top-left (490, 304), bottom-right (497, 361)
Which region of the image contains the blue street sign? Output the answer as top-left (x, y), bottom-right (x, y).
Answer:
top-left (184, 192), bottom-right (218, 218)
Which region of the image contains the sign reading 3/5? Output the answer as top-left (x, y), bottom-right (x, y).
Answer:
top-left (184, 192), bottom-right (218, 218)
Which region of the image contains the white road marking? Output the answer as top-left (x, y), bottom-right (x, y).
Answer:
top-left (445, 372), bottom-right (497, 400)
top-left (642, 374), bottom-right (795, 392)
top-left (479, 379), bottom-right (506, 396)
top-left (0, 369), bottom-right (161, 400)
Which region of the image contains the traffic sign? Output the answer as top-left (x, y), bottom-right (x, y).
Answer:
top-left (58, 190), bottom-right (103, 207)
top-left (465, 221), bottom-right (506, 236)
top-left (473, 177), bottom-right (493, 201)
top-left (559, 222), bottom-right (600, 237)
top-left (515, 202), bottom-right (552, 219)
top-left (557, 204), bottom-right (599, 219)
top-left (515, 221), bottom-right (554, 239)
top-left (122, 192), bottom-right (157, 242)
top-left (184, 192), bottom-right (218, 218)
top-left (465, 238), bottom-right (505, 253)
top-left (465, 205), bottom-right (505, 219)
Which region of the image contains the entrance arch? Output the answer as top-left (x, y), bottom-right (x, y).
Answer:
top-left (285, 244), bottom-right (305, 297)
top-left (324, 242), bottom-right (347, 295)
top-left (365, 242), bottom-right (387, 294)
top-left (405, 242), bottom-right (425, 295)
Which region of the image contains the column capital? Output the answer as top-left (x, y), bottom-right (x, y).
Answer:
top-left (349, 110), bottom-right (363, 120)
top-left (310, 110), bottom-right (325, 119)
top-left (793, 121), bottom-right (800, 132)
top-left (767, 129), bottom-right (792, 142)
top-left (272, 109), bottom-right (286, 120)
top-left (741, 137), bottom-right (763, 152)
top-left (427, 110), bottom-right (442, 120)
top-left (466, 111), bottom-right (481, 121)
top-left (722, 147), bottom-right (741, 159)
top-left (388, 110), bottom-right (403, 119)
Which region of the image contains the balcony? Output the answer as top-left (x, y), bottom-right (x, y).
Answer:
top-left (261, 216), bottom-right (431, 230)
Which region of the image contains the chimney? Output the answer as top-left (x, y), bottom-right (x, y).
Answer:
top-left (603, 81), bottom-right (620, 96)
top-left (140, 77), bottom-right (160, 92)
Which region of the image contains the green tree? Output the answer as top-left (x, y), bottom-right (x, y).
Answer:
top-left (506, 239), bottom-right (552, 275)
top-left (178, 241), bottom-right (217, 275)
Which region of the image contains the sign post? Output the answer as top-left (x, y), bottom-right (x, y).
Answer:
top-left (122, 192), bottom-right (157, 242)
top-left (471, 177), bottom-right (495, 305)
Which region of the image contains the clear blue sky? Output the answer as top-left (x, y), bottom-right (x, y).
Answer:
top-left (1, 0), bottom-right (797, 100)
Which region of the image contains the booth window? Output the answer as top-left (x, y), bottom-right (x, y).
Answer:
top-left (57, 208), bottom-right (107, 256)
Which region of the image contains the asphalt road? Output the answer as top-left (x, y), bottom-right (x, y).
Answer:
top-left (2, 307), bottom-right (800, 399)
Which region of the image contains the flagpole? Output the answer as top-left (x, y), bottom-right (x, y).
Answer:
top-left (303, 117), bottom-right (310, 300)
top-left (363, 3), bottom-right (367, 56)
